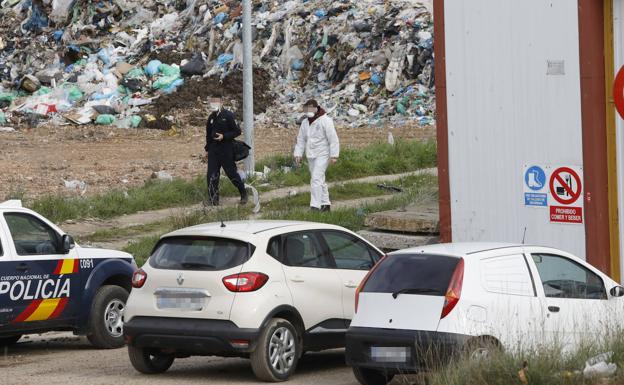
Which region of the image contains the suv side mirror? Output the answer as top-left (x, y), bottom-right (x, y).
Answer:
top-left (61, 234), bottom-right (75, 254)
top-left (610, 286), bottom-right (624, 298)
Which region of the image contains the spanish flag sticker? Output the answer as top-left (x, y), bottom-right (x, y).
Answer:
top-left (53, 259), bottom-right (79, 275)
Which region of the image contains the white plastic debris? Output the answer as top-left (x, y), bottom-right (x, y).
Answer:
top-left (245, 184), bottom-right (261, 214)
top-left (63, 179), bottom-right (87, 195)
top-left (347, 108), bottom-right (360, 117)
top-left (583, 352), bottom-right (617, 378)
top-left (151, 171), bottom-right (173, 181)
top-left (388, 132), bottom-right (395, 145)
top-left (0, 127), bottom-right (15, 132)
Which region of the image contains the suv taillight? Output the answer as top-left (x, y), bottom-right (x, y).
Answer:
top-left (355, 255), bottom-right (387, 313)
top-left (441, 258), bottom-right (464, 319)
top-left (132, 269), bottom-right (147, 288)
top-left (223, 272), bottom-right (269, 292)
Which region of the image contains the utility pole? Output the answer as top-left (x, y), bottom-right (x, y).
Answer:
top-left (242, 0), bottom-right (255, 176)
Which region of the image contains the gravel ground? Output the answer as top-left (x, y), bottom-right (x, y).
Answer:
top-left (0, 332), bottom-right (390, 385)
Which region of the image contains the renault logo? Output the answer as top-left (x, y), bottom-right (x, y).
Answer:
top-left (177, 273), bottom-right (184, 286)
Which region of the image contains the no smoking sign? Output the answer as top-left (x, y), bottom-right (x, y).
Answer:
top-left (548, 166), bottom-right (583, 224)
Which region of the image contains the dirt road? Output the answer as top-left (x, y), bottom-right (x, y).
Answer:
top-left (1, 333), bottom-right (415, 385)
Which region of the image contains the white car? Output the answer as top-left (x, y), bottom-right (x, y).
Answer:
top-left (124, 220), bottom-right (384, 381)
top-left (346, 243), bottom-right (624, 385)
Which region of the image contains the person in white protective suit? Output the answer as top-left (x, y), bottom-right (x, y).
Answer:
top-left (294, 99), bottom-right (340, 212)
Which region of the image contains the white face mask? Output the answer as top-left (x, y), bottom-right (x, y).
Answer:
top-left (306, 112), bottom-right (315, 118)
top-left (210, 103), bottom-right (221, 112)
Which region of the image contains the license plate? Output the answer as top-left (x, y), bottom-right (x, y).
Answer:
top-left (156, 296), bottom-right (205, 311)
top-left (370, 346), bottom-right (410, 363)
top-left (154, 288), bottom-right (210, 311)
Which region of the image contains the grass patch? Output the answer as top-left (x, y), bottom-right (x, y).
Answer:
top-left (262, 177), bottom-right (438, 231)
top-left (263, 173), bottom-right (436, 212)
top-left (428, 335), bottom-right (624, 385)
top-left (30, 176), bottom-right (240, 223)
top-left (26, 139), bottom-right (436, 223)
top-left (78, 221), bottom-right (169, 244)
top-left (257, 139), bottom-right (437, 188)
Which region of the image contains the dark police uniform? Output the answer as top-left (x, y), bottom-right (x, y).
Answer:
top-left (205, 109), bottom-right (246, 205)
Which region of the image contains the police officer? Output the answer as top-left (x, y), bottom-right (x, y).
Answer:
top-left (204, 96), bottom-right (248, 206)
top-left (294, 99), bottom-right (340, 212)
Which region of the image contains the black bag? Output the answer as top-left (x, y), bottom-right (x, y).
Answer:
top-left (233, 140), bottom-right (251, 161)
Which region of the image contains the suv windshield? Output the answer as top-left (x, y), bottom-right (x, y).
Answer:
top-left (363, 253), bottom-right (460, 296)
top-left (149, 237), bottom-right (254, 271)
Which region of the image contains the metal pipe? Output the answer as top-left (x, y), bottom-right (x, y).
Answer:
top-left (242, 0), bottom-right (255, 176)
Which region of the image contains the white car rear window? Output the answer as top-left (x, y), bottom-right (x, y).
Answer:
top-left (362, 254), bottom-right (459, 295)
top-left (149, 237), bottom-right (254, 271)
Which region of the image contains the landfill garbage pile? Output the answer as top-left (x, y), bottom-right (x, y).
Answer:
top-left (0, 0), bottom-right (434, 130)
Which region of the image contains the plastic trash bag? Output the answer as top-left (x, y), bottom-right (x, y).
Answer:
top-left (121, 78), bottom-right (143, 92)
top-left (131, 115), bottom-right (142, 128)
top-left (217, 53), bottom-right (234, 67)
top-left (162, 78), bottom-right (184, 94)
top-left (314, 9), bottom-right (327, 18)
top-left (95, 114), bottom-right (116, 125)
top-left (97, 48), bottom-right (111, 66)
top-left (0, 112), bottom-right (6, 124)
top-left (145, 60), bottom-right (162, 76)
top-left (125, 68), bottom-right (145, 79)
top-left (213, 12), bottom-right (227, 25)
top-left (153, 75), bottom-right (181, 90)
top-left (158, 64), bottom-right (180, 77)
top-left (181, 54), bottom-right (206, 76)
top-left (150, 13), bottom-right (179, 38)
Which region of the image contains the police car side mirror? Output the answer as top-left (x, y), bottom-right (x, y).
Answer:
top-left (610, 286), bottom-right (624, 298)
top-left (61, 234), bottom-right (75, 254)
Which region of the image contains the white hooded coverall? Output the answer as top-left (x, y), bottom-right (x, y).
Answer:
top-left (294, 114), bottom-right (340, 209)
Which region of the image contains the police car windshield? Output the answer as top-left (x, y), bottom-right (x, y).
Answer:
top-left (149, 237), bottom-right (254, 271)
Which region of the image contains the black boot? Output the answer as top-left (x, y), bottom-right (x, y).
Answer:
top-left (240, 191), bottom-right (248, 205)
top-left (321, 205), bottom-right (331, 212)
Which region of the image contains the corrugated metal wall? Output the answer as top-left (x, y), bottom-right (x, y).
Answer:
top-left (444, 0), bottom-right (587, 259)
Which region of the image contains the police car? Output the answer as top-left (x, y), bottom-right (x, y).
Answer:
top-left (0, 200), bottom-right (136, 348)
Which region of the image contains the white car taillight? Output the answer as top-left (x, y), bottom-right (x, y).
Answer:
top-left (441, 258), bottom-right (464, 319)
top-left (132, 269), bottom-right (147, 288)
top-left (222, 272), bottom-right (269, 292)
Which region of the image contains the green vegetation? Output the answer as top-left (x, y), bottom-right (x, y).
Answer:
top-left (30, 176), bottom-right (239, 224)
top-left (263, 173), bottom-right (436, 213)
top-left (262, 178), bottom-right (437, 231)
top-left (428, 335), bottom-right (624, 385)
top-left (257, 139), bottom-right (437, 188)
top-left (24, 139), bottom-right (436, 223)
top-left (79, 221), bottom-right (168, 244)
